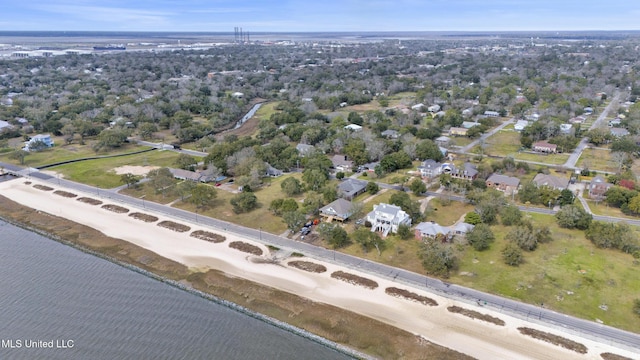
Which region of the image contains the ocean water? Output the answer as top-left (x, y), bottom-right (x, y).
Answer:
top-left (0, 220), bottom-right (354, 360)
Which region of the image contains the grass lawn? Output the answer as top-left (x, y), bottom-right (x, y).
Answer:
top-left (483, 131), bottom-right (521, 157)
top-left (361, 190), bottom-right (399, 214)
top-left (513, 152), bottom-right (570, 165)
top-left (578, 148), bottom-right (617, 173)
top-left (585, 200), bottom-right (640, 220)
top-left (0, 138), bottom-right (153, 168)
top-left (338, 233), bottom-right (426, 275)
top-left (450, 137), bottom-right (474, 148)
top-left (426, 198), bottom-right (475, 226)
top-left (50, 149), bottom-right (181, 188)
top-left (173, 173), bottom-right (307, 235)
top-left (449, 212), bottom-right (640, 333)
top-left (255, 101), bottom-right (280, 120)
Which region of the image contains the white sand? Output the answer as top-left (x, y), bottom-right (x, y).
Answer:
top-left (1, 177), bottom-right (637, 360)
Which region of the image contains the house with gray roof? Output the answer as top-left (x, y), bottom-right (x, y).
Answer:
top-left (366, 203), bottom-right (411, 237)
top-left (414, 221), bottom-right (475, 241)
top-left (331, 155), bottom-right (354, 172)
top-left (320, 198), bottom-right (354, 222)
top-left (442, 162), bottom-right (478, 181)
top-left (610, 127), bottom-right (630, 138)
top-left (338, 178), bottom-right (367, 200)
top-left (462, 121), bottom-right (480, 129)
top-left (486, 173), bottom-right (520, 195)
top-left (296, 143), bottom-right (315, 156)
top-left (381, 129), bottom-right (400, 139)
top-left (418, 159), bottom-right (442, 178)
top-left (533, 173), bottom-right (569, 190)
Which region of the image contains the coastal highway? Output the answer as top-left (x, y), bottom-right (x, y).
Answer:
top-left (2, 164), bottom-right (640, 352)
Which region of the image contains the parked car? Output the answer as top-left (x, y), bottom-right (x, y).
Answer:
top-left (300, 227), bottom-right (311, 235)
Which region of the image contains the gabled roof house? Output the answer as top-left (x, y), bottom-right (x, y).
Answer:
top-left (366, 203), bottom-right (411, 237)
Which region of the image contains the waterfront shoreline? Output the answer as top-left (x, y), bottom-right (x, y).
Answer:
top-left (1, 177), bottom-right (636, 360)
top-left (0, 215), bottom-right (370, 360)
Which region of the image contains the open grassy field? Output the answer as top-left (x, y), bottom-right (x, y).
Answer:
top-left (513, 152), bottom-right (570, 165)
top-left (483, 130), bottom-right (521, 157)
top-left (172, 173), bottom-right (308, 235)
top-left (578, 148), bottom-right (617, 173)
top-left (585, 199), bottom-right (640, 220)
top-left (450, 212), bottom-right (640, 333)
top-left (50, 149), bottom-right (181, 188)
top-left (0, 138), bottom-right (154, 168)
top-left (426, 198), bottom-right (475, 226)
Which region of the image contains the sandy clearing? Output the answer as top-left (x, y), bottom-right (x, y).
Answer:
top-left (0, 177), bottom-right (637, 360)
top-left (112, 165), bottom-right (159, 176)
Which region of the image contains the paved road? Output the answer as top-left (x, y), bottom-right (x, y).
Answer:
top-left (460, 117), bottom-right (515, 153)
top-left (134, 139), bottom-right (208, 157)
top-left (563, 93), bottom-right (621, 168)
top-left (1, 164), bottom-right (636, 352)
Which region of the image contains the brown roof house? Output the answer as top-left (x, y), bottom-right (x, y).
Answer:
top-left (532, 141), bottom-right (557, 153)
top-left (486, 174), bottom-right (520, 195)
top-left (588, 175), bottom-right (612, 200)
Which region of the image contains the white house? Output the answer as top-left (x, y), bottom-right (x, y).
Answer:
top-left (23, 134), bottom-right (54, 151)
top-left (366, 203), bottom-right (412, 237)
top-left (514, 119), bottom-right (529, 131)
top-left (411, 103), bottom-right (425, 111)
top-left (428, 104), bottom-right (441, 113)
top-left (344, 124), bottom-right (362, 131)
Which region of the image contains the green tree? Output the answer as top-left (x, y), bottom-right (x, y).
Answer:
top-left (555, 204), bottom-right (592, 230)
top-left (282, 210), bottom-right (307, 233)
top-left (397, 223), bottom-right (412, 240)
top-left (189, 184), bottom-right (217, 208)
top-left (120, 173), bottom-right (141, 188)
top-left (176, 180), bottom-right (196, 201)
top-left (230, 192), bottom-right (258, 213)
top-left (281, 177), bottom-right (303, 196)
top-left (9, 149), bottom-right (29, 165)
top-left (559, 189), bottom-right (575, 206)
top-left (138, 122), bottom-right (157, 140)
top-left (95, 128), bottom-right (128, 150)
top-left (506, 224), bottom-right (539, 251)
top-left (634, 299), bottom-right (640, 318)
top-left (175, 153), bottom-right (197, 170)
top-left (464, 212), bottom-right (482, 225)
top-left (500, 204), bottom-right (522, 226)
top-left (336, 171), bottom-right (345, 180)
top-left (466, 224), bottom-right (495, 251)
top-left (351, 227), bottom-right (386, 255)
top-left (627, 195), bottom-right (640, 215)
top-left (302, 169), bottom-right (328, 191)
top-left (318, 223), bottom-right (350, 248)
top-left (419, 240), bottom-right (458, 278)
top-left (390, 192), bottom-right (424, 223)
top-left (518, 182), bottom-right (541, 204)
top-left (366, 181), bottom-right (379, 194)
top-left (502, 242), bottom-right (524, 266)
top-left (147, 167), bottom-right (175, 197)
top-left (409, 178), bottom-right (427, 194)
top-left (415, 139), bottom-right (444, 161)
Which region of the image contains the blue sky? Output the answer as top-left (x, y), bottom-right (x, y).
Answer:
top-left (2, 0), bottom-right (639, 32)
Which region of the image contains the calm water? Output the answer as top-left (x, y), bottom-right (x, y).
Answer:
top-left (0, 219), bottom-right (354, 360)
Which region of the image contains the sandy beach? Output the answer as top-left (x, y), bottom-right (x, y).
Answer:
top-left (0, 177), bottom-right (636, 360)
